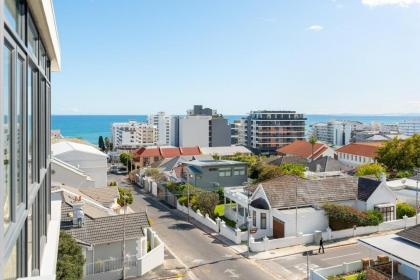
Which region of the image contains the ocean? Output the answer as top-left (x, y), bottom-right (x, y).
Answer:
top-left (52, 114), bottom-right (420, 145)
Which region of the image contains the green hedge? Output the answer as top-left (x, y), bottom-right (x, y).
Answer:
top-left (397, 202), bottom-right (416, 219)
top-left (323, 203), bottom-right (383, 230)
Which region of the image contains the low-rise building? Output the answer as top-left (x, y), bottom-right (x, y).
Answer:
top-left (199, 146), bottom-right (252, 157)
top-left (112, 121), bottom-right (158, 150)
top-left (277, 140), bottom-right (335, 161)
top-left (184, 160), bottom-right (248, 190)
top-left (52, 141), bottom-right (108, 187)
top-left (399, 120), bottom-right (420, 136)
top-left (132, 146), bottom-right (201, 168)
top-left (336, 142), bottom-right (383, 168)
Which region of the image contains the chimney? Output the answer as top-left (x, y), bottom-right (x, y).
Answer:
top-left (71, 198), bottom-right (85, 227)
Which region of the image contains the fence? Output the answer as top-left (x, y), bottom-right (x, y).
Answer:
top-left (310, 260), bottom-right (362, 280)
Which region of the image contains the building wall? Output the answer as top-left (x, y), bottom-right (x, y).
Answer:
top-left (187, 164), bottom-right (248, 190)
top-left (337, 152), bottom-right (375, 168)
top-left (51, 159), bottom-right (95, 188)
top-left (210, 118), bottom-right (231, 147)
top-left (1, 0), bottom-right (61, 278)
top-left (54, 151), bottom-right (108, 187)
top-left (179, 116), bottom-right (211, 147)
top-left (399, 121), bottom-right (420, 136)
top-left (272, 208), bottom-right (328, 237)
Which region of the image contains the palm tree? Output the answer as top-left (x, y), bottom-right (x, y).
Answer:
top-left (308, 134), bottom-right (317, 162)
top-left (117, 188), bottom-right (133, 280)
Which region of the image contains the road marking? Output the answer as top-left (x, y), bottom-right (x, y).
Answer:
top-left (294, 262), bottom-right (319, 273)
top-left (224, 269), bottom-right (240, 278)
top-left (223, 254), bottom-right (233, 258)
top-left (192, 259), bottom-right (205, 264)
top-left (321, 252), bottom-right (361, 261)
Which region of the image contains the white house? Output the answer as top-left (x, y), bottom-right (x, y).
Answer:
top-left (224, 174), bottom-right (397, 240)
top-left (52, 157), bottom-right (95, 188)
top-left (386, 177), bottom-right (420, 207)
top-left (52, 140), bottom-right (108, 187)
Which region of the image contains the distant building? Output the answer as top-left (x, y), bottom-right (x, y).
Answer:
top-left (230, 119), bottom-right (247, 145)
top-left (311, 121), bottom-right (352, 146)
top-left (132, 146), bottom-right (201, 168)
top-left (178, 105), bottom-right (231, 147)
top-left (244, 111), bottom-right (306, 155)
top-left (200, 146), bottom-right (252, 157)
top-left (112, 121), bottom-right (158, 150)
top-left (184, 160), bottom-right (248, 190)
top-left (148, 112), bottom-right (179, 146)
top-left (336, 142), bottom-right (383, 168)
top-left (399, 120), bottom-right (420, 136)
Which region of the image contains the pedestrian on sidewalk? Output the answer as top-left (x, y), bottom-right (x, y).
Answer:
top-left (318, 237), bottom-right (325, 254)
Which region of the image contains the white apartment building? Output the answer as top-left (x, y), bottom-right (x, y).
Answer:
top-left (148, 112), bottom-right (178, 146)
top-left (312, 121), bottom-right (352, 146)
top-left (399, 120), bottom-right (420, 136)
top-left (112, 121), bottom-right (157, 150)
top-left (179, 115), bottom-right (212, 147)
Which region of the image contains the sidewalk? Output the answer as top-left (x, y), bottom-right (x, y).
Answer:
top-left (238, 229), bottom-right (402, 260)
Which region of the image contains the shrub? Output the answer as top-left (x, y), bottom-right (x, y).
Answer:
top-left (196, 192), bottom-right (219, 218)
top-left (355, 163), bottom-right (386, 179)
top-left (356, 271), bottom-right (367, 280)
top-left (56, 231), bottom-right (85, 280)
top-left (323, 203), bottom-right (382, 230)
top-left (396, 202), bottom-right (416, 219)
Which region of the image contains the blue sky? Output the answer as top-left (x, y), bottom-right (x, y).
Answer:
top-left (52, 0), bottom-right (420, 115)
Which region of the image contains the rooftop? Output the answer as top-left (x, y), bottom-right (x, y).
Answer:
top-left (357, 176), bottom-right (382, 202)
top-left (336, 142), bottom-right (384, 158)
top-left (186, 160), bottom-right (246, 167)
top-left (397, 224), bottom-right (420, 245)
top-left (277, 140), bottom-right (329, 160)
top-left (52, 141), bottom-right (107, 158)
top-left (199, 146), bottom-right (252, 156)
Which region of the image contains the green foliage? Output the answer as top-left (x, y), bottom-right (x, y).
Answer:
top-left (356, 271), bottom-right (367, 280)
top-left (119, 152), bottom-right (133, 170)
top-left (279, 163), bottom-right (305, 177)
top-left (56, 231), bottom-right (85, 280)
top-left (396, 202), bottom-right (416, 219)
top-left (98, 136), bottom-right (105, 151)
top-left (254, 163), bottom-right (305, 182)
top-left (355, 163), bottom-right (386, 179)
top-left (104, 137), bottom-right (112, 152)
top-left (214, 204), bottom-right (224, 217)
top-left (108, 181), bottom-right (117, 187)
top-left (214, 187), bottom-right (225, 204)
top-left (395, 170), bottom-right (413, 178)
top-left (323, 203), bottom-right (382, 230)
top-left (196, 191), bottom-right (219, 218)
top-left (144, 168), bottom-right (164, 182)
top-left (309, 134), bottom-right (318, 161)
top-left (117, 187), bottom-right (133, 207)
top-left (376, 134), bottom-right (420, 177)
top-left (165, 182), bottom-right (187, 197)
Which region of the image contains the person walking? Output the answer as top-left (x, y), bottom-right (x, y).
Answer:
top-left (318, 237), bottom-right (325, 254)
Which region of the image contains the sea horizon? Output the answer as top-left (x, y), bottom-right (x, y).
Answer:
top-left (52, 114), bottom-right (420, 145)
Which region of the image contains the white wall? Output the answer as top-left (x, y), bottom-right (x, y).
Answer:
top-left (366, 184), bottom-right (397, 212)
top-left (179, 116), bottom-right (211, 147)
top-left (55, 151), bottom-right (107, 187)
top-left (337, 152), bottom-right (375, 168)
top-left (272, 208), bottom-right (328, 237)
top-left (51, 159), bottom-right (95, 187)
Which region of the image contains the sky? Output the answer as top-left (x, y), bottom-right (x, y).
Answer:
top-left (52, 0), bottom-right (420, 115)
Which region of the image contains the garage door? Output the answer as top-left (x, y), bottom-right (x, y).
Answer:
top-left (273, 218), bottom-right (285, 239)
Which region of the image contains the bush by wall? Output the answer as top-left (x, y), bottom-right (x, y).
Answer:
top-left (56, 231), bottom-right (85, 280)
top-left (396, 202), bottom-right (416, 219)
top-left (323, 203), bottom-right (383, 230)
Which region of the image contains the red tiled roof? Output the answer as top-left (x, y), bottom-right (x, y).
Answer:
top-left (180, 146), bottom-right (201, 156)
top-left (134, 147), bottom-right (161, 157)
top-left (277, 140), bottom-right (328, 160)
top-left (160, 147), bottom-right (181, 158)
top-left (336, 142), bottom-right (383, 158)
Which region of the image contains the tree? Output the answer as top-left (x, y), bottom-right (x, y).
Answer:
top-left (308, 134), bottom-right (317, 162)
top-left (279, 163), bottom-right (305, 177)
top-left (145, 168), bottom-right (164, 185)
top-left (56, 231), bottom-right (85, 280)
top-left (355, 163), bottom-right (386, 179)
top-left (256, 164), bottom-right (283, 182)
top-left (196, 191), bottom-right (219, 219)
top-left (119, 152), bottom-right (133, 170)
top-left (117, 187), bottom-right (133, 207)
top-left (98, 136), bottom-right (105, 151)
top-left (376, 134), bottom-right (420, 177)
top-left (396, 202), bottom-right (416, 219)
top-left (104, 137), bottom-right (111, 152)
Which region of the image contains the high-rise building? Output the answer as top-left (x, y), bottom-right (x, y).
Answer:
top-left (1, 0), bottom-right (61, 279)
top-left (245, 111), bottom-right (306, 154)
top-left (112, 121), bottom-right (157, 150)
top-left (230, 119), bottom-right (247, 145)
top-left (148, 112), bottom-right (179, 146)
top-left (178, 105), bottom-right (231, 147)
top-left (311, 121), bottom-right (352, 146)
top-left (399, 120), bottom-right (420, 136)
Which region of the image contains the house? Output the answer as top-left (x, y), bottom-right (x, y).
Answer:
top-left (356, 176), bottom-right (397, 221)
top-left (224, 174), bottom-right (397, 239)
top-left (336, 142), bottom-right (383, 168)
top-left (184, 160), bottom-right (248, 190)
top-left (52, 140), bottom-right (108, 187)
top-left (132, 146), bottom-right (201, 168)
top-left (53, 186), bottom-right (165, 280)
top-left (277, 140), bottom-right (335, 160)
top-left (385, 177), bottom-right (420, 207)
top-left (52, 157), bottom-right (96, 188)
top-left (359, 225), bottom-right (420, 280)
top-left (265, 155), bottom-right (308, 167)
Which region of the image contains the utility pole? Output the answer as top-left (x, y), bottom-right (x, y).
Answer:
top-left (122, 204), bottom-right (126, 280)
top-left (306, 251), bottom-right (310, 280)
top-left (187, 179), bottom-right (190, 223)
top-left (246, 184), bottom-right (251, 258)
top-left (295, 176), bottom-right (298, 236)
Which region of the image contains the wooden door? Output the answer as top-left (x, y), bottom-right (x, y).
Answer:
top-left (273, 218), bottom-right (285, 238)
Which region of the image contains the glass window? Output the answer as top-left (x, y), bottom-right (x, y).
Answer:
top-left (233, 167), bottom-right (245, 176)
top-left (39, 43), bottom-right (46, 72)
top-left (3, 244), bottom-right (17, 280)
top-left (27, 207), bottom-right (33, 276)
top-left (27, 14), bottom-right (38, 59)
top-left (27, 66), bottom-right (36, 185)
top-left (260, 213), bottom-right (267, 229)
top-left (4, 0), bottom-right (25, 40)
top-left (3, 43), bottom-right (12, 233)
top-left (252, 210), bottom-right (256, 227)
top-left (218, 167), bottom-right (232, 177)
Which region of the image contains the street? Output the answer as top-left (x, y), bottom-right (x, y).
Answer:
top-left (111, 173), bottom-right (377, 280)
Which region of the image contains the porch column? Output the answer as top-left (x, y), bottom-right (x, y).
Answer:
top-left (236, 203), bottom-right (239, 223)
top-left (391, 259), bottom-right (394, 280)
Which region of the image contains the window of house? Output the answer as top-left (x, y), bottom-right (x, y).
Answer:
top-left (27, 14), bottom-right (38, 59)
top-left (16, 52), bottom-right (25, 205)
top-left (4, 0), bottom-right (25, 38)
top-left (252, 211), bottom-right (256, 227)
top-left (233, 167), bottom-right (245, 176)
top-left (375, 206), bottom-right (394, 222)
top-left (260, 213), bottom-right (267, 229)
top-left (218, 167), bottom-right (232, 177)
